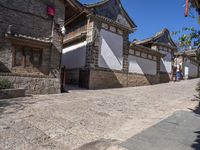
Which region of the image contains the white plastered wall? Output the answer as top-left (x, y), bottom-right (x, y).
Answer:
top-left (160, 52), bottom-right (172, 73)
top-left (184, 61), bottom-right (198, 78)
top-left (62, 41), bottom-right (87, 69)
top-left (98, 29), bottom-right (123, 70)
top-left (128, 55), bottom-right (157, 75)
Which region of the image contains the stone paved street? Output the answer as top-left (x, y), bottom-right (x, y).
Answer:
top-left (0, 79), bottom-right (199, 150)
top-left (121, 111), bottom-right (200, 150)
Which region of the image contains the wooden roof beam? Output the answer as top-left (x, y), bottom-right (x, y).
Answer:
top-left (65, 11), bottom-right (85, 26)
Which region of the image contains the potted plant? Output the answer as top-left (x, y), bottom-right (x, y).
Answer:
top-left (0, 78), bottom-right (13, 90)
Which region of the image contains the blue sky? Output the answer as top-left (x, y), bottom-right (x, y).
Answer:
top-left (80, 0), bottom-right (199, 42)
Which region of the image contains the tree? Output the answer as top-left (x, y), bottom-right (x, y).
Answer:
top-left (172, 0), bottom-right (200, 50)
top-left (172, 27), bottom-right (200, 49)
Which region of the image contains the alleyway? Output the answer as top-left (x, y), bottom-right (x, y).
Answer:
top-left (0, 79), bottom-right (199, 150)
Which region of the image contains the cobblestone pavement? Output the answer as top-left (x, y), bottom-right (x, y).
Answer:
top-left (0, 79), bottom-right (199, 150)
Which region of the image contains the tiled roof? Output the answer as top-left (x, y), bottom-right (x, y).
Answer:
top-left (5, 25), bottom-right (52, 43)
top-left (95, 15), bottom-right (135, 31)
top-left (84, 0), bottom-right (110, 7)
top-left (175, 49), bottom-right (197, 56)
top-left (84, 0), bottom-right (137, 30)
top-left (134, 28), bottom-right (177, 48)
top-left (130, 43), bottom-right (165, 57)
top-left (5, 33), bottom-right (52, 43)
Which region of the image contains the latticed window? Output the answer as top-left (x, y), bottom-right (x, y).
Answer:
top-left (13, 45), bottom-right (42, 67)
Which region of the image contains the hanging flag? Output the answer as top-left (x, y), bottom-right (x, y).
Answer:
top-left (184, 0), bottom-right (189, 17)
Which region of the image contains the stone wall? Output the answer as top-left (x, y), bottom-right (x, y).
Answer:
top-left (0, 0), bottom-right (64, 73)
top-left (0, 0), bottom-right (52, 70)
top-left (128, 73), bottom-right (160, 86)
top-left (0, 75), bottom-right (60, 95)
top-left (0, 89), bottom-right (25, 99)
top-left (89, 69), bottom-right (127, 89)
top-left (85, 17), bottom-right (100, 68)
top-left (50, 0), bottom-right (65, 73)
top-left (88, 68), bottom-right (160, 89)
top-left (0, 0), bottom-right (65, 94)
top-left (0, 1), bottom-right (53, 37)
top-left (160, 72), bottom-right (171, 83)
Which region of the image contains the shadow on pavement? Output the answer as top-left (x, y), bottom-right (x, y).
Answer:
top-left (191, 131), bottom-right (200, 150)
top-left (191, 101), bottom-right (200, 115)
top-left (189, 89), bottom-right (200, 150)
top-left (75, 139), bottom-right (123, 150)
top-left (191, 102), bottom-right (200, 150)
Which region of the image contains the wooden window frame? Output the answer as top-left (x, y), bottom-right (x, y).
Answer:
top-left (13, 46), bottom-right (24, 67)
top-left (13, 45), bottom-right (43, 68)
top-left (31, 48), bottom-right (43, 67)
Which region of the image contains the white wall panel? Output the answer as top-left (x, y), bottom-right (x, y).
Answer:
top-left (160, 52), bottom-right (172, 73)
top-left (128, 55), bottom-right (157, 75)
top-left (184, 61), bottom-right (198, 78)
top-left (62, 41), bottom-right (87, 69)
top-left (98, 29), bottom-right (123, 70)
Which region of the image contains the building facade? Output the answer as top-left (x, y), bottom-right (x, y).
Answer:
top-left (0, 0), bottom-right (197, 94)
top-left (174, 49), bottom-right (199, 79)
top-left (0, 0), bottom-right (66, 94)
top-left (134, 29), bottom-right (178, 83)
top-left (63, 0), bottom-right (136, 89)
top-left (128, 43), bottom-right (163, 86)
top-left (62, 0), bottom-right (164, 89)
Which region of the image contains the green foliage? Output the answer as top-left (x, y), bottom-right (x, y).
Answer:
top-left (172, 27), bottom-right (200, 49)
top-left (0, 78), bottom-right (13, 89)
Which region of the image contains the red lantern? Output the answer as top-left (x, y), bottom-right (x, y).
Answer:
top-left (47, 6), bottom-right (55, 16)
